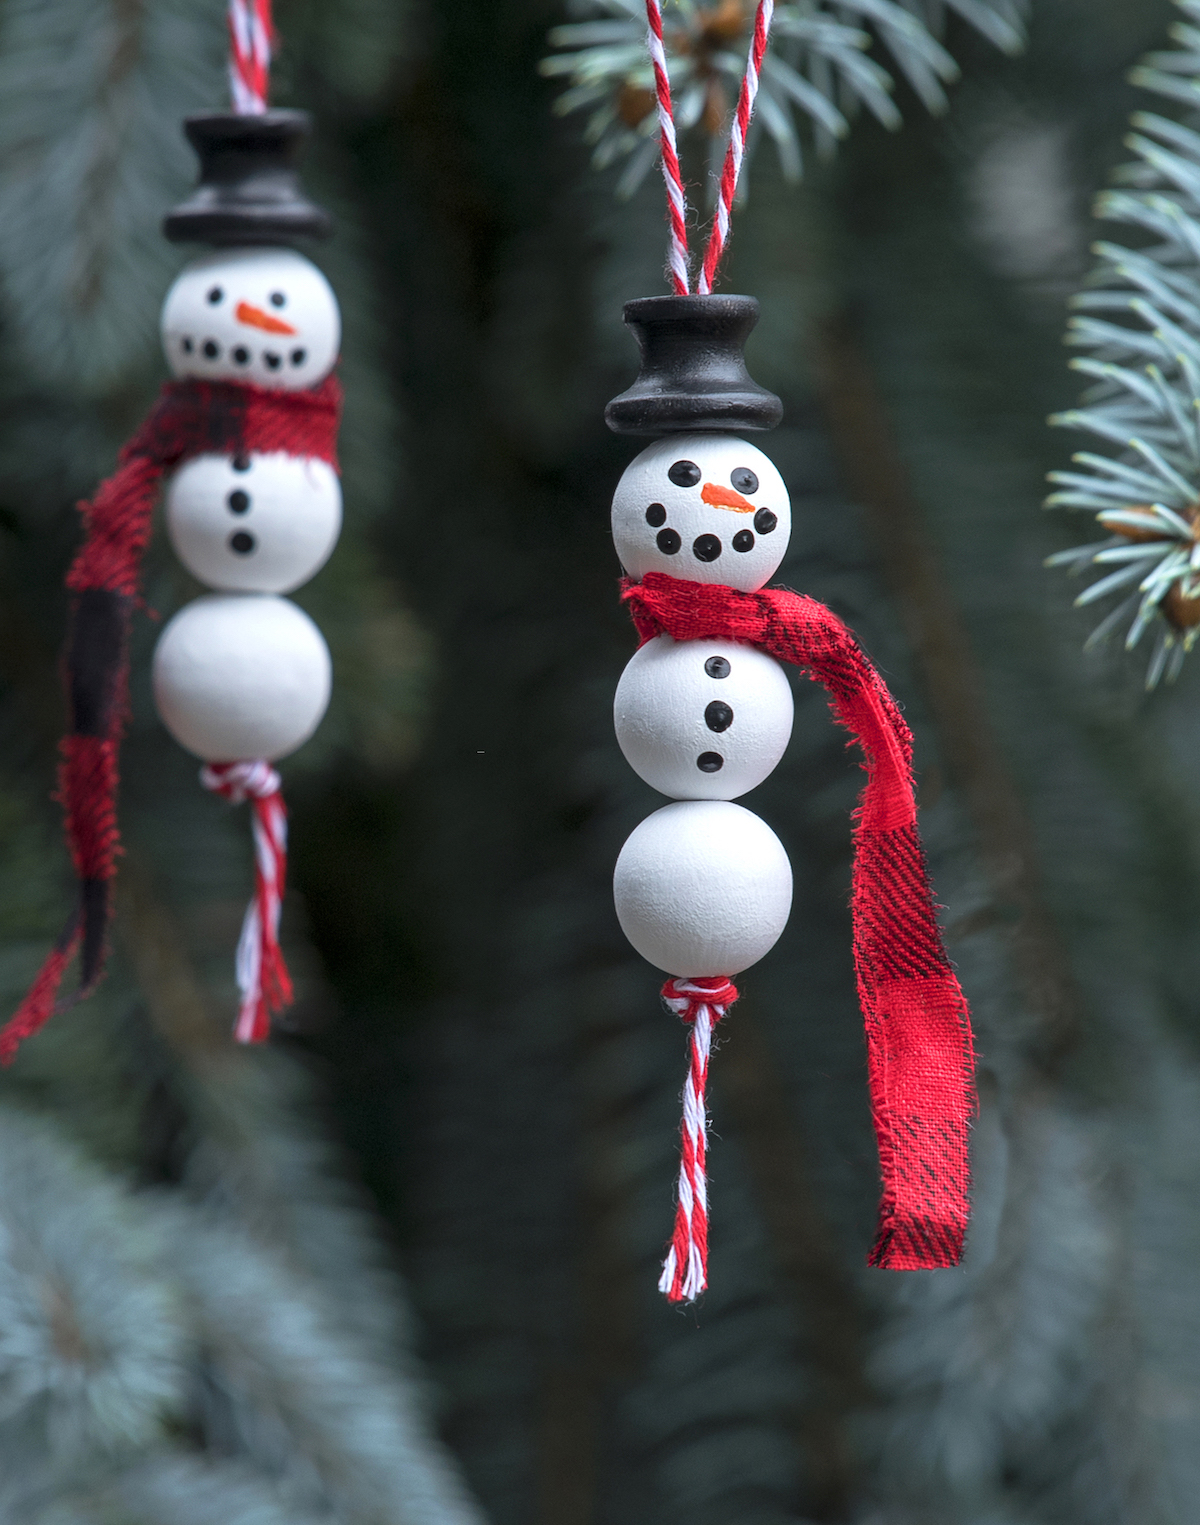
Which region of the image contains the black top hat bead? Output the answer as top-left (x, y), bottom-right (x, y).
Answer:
top-left (164, 110), bottom-right (332, 246)
top-left (604, 295), bottom-right (783, 436)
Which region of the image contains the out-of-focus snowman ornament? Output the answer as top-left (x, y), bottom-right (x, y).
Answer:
top-left (2, 103), bottom-right (344, 1061)
top-left (605, 295), bottom-right (976, 1304)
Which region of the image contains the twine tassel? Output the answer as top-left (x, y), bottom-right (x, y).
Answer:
top-left (659, 976), bottom-right (739, 1303)
top-left (203, 761), bottom-right (292, 1044)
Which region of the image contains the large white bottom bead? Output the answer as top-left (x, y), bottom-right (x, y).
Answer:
top-left (614, 800), bottom-right (792, 978)
top-left (153, 593), bottom-right (331, 762)
top-left (614, 635), bottom-right (793, 800)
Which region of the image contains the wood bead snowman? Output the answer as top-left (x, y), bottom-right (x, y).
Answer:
top-left (605, 296), bottom-right (794, 1302)
top-left (0, 116), bottom-right (348, 1057)
top-left (604, 297), bottom-right (976, 1300)
top-left (152, 245), bottom-right (340, 767)
top-left (611, 431), bottom-right (795, 978)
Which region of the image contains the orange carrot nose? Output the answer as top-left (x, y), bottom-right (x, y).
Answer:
top-left (701, 482), bottom-right (755, 513)
top-left (235, 301), bottom-right (297, 335)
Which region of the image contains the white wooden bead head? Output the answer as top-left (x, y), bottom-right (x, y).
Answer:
top-left (161, 246), bottom-right (340, 391)
top-left (611, 432), bottom-right (790, 592)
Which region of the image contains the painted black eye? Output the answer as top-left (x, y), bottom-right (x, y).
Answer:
top-left (754, 507), bottom-right (778, 535)
top-left (645, 502), bottom-right (667, 527)
top-left (705, 701), bottom-right (733, 733)
top-left (731, 467), bottom-right (759, 494)
top-left (229, 531), bottom-right (255, 554)
top-left (705, 656), bottom-right (731, 679)
top-left (181, 337), bottom-right (193, 354)
top-left (732, 530), bottom-right (755, 552)
top-left (227, 490), bottom-right (250, 514)
top-left (233, 346), bottom-right (250, 364)
top-left (207, 286), bottom-right (223, 304)
top-left (668, 460), bottom-right (701, 488)
top-left (269, 291), bottom-right (286, 307)
top-left (232, 453), bottom-right (251, 473)
top-left (290, 348), bottom-right (307, 366)
top-left (656, 528), bottom-right (681, 555)
top-left (697, 752), bottom-right (724, 773)
top-left (202, 340), bottom-right (220, 359)
top-left (264, 351), bottom-right (282, 370)
top-left (693, 534), bottom-right (722, 562)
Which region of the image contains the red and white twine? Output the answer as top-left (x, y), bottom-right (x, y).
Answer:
top-left (644, 0), bottom-right (691, 296)
top-left (201, 761), bottom-right (293, 1044)
top-left (642, 0), bottom-right (774, 295)
top-left (228, 0), bottom-right (273, 116)
top-left (698, 0), bottom-right (774, 295)
top-left (658, 976), bottom-right (739, 1303)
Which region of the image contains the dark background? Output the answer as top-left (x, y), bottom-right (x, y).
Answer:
top-left (1, 1), bottom-right (1198, 1522)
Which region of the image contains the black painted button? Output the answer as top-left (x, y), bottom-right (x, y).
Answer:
top-left (754, 507), bottom-right (777, 534)
top-left (697, 752), bottom-right (724, 772)
top-left (732, 467), bottom-right (759, 494)
top-left (705, 701), bottom-right (733, 732)
top-left (264, 351), bottom-right (282, 370)
top-left (202, 340), bottom-right (220, 359)
top-left (181, 337), bottom-right (194, 354)
top-left (668, 460), bottom-right (701, 488)
top-left (290, 348), bottom-right (307, 366)
top-left (232, 453), bottom-right (251, 472)
top-left (233, 346), bottom-right (250, 364)
top-left (732, 529), bottom-right (755, 552)
top-left (656, 527), bottom-right (681, 555)
top-left (645, 502), bottom-right (667, 527)
top-left (207, 286), bottom-right (223, 304)
top-left (705, 656), bottom-right (731, 678)
top-left (229, 531), bottom-right (255, 554)
top-left (227, 490), bottom-right (250, 514)
top-left (693, 534), bottom-right (722, 562)
top-left (270, 291), bottom-right (286, 307)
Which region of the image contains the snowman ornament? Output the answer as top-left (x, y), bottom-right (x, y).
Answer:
top-left (605, 295), bottom-right (976, 1302)
top-left (0, 108), bottom-right (345, 1061)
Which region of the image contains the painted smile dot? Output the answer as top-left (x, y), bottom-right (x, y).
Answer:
top-left (656, 527), bottom-right (682, 554)
top-left (732, 529), bottom-right (755, 552)
top-left (696, 752), bottom-right (724, 772)
top-left (668, 460), bottom-right (701, 488)
top-left (645, 502), bottom-right (667, 527)
top-left (202, 340), bottom-right (220, 359)
top-left (693, 534), bottom-right (722, 562)
top-left (264, 351), bottom-right (282, 370)
top-left (290, 348), bottom-right (307, 366)
top-left (181, 337), bottom-right (194, 354)
top-left (233, 346), bottom-right (250, 364)
top-left (229, 531), bottom-right (255, 555)
top-left (704, 701), bottom-right (733, 732)
top-left (705, 655), bottom-right (731, 678)
top-left (754, 507), bottom-right (777, 535)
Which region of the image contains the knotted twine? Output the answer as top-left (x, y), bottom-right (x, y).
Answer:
top-left (0, 375), bottom-right (341, 1064)
top-left (624, 571), bottom-right (975, 1274)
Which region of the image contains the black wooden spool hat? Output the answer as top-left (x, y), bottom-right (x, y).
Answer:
top-left (605, 295), bottom-right (782, 435)
top-left (164, 110), bottom-right (332, 245)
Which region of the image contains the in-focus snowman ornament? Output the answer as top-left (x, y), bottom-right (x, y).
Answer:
top-left (600, 296), bottom-right (977, 1306)
top-left (611, 428), bottom-right (795, 979)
